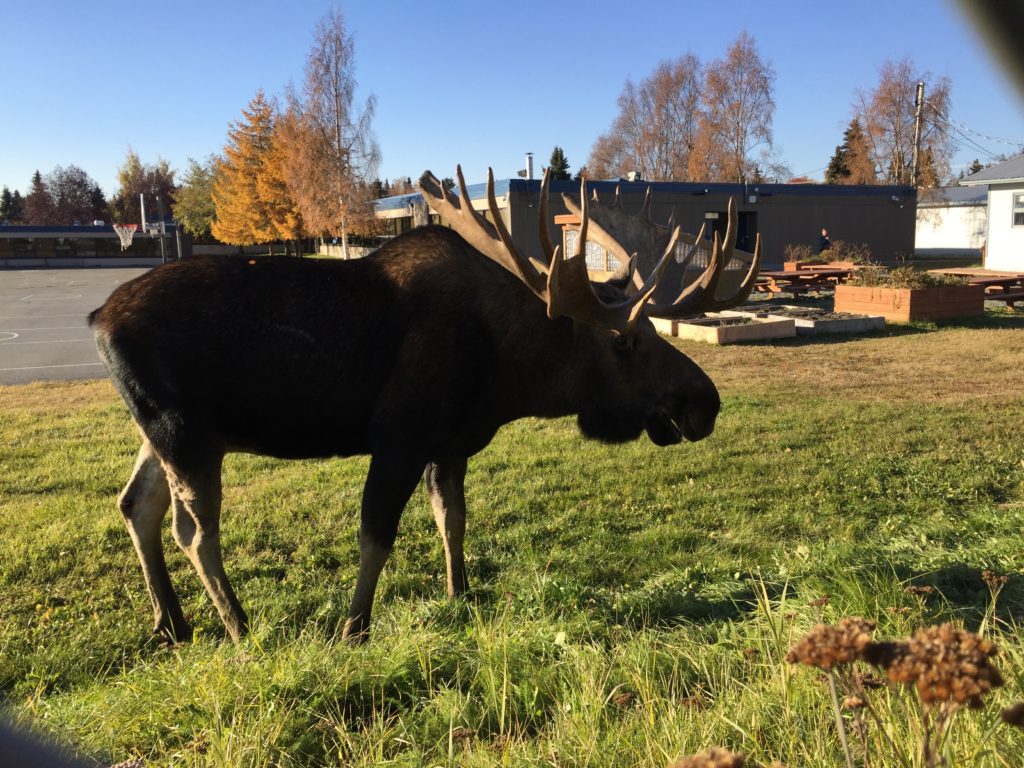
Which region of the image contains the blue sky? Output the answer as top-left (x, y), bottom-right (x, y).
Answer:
top-left (3, 0), bottom-right (1023, 199)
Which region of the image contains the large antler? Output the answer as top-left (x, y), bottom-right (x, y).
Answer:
top-left (564, 190), bottom-right (762, 317)
top-left (417, 166), bottom-right (678, 333)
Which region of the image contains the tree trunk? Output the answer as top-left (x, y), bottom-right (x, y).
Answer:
top-left (341, 212), bottom-right (349, 259)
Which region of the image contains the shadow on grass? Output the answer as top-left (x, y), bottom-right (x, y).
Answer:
top-left (894, 562), bottom-right (1024, 629)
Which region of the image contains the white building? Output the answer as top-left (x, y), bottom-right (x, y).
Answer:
top-left (960, 155), bottom-right (1024, 272)
top-left (914, 187), bottom-right (987, 257)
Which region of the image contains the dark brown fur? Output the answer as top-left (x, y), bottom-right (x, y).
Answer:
top-left (90, 225), bottom-right (720, 642)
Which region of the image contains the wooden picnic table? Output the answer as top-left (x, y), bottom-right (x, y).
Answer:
top-left (755, 267), bottom-right (853, 296)
top-left (927, 268), bottom-right (1024, 309)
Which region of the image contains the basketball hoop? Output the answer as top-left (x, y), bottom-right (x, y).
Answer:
top-left (113, 223), bottom-right (138, 251)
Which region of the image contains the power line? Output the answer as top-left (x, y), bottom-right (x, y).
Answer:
top-left (922, 100), bottom-right (1024, 147)
top-left (922, 102), bottom-right (1006, 160)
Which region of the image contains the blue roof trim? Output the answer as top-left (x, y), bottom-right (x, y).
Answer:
top-left (376, 178), bottom-right (915, 210)
top-left (375, 178), bottom-right (512, 211)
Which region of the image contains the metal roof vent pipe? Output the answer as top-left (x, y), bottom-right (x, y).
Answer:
top-left (517, 153), bottom-right (534, 180)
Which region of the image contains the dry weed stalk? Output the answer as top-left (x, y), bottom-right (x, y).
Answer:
top-left (788, 617), bottom-right (1006, 768)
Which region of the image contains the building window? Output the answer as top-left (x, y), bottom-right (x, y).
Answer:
top-left (1014, 193), bottom-right (1024, 227)
top-left (563, 228), bottom-right (611, 271)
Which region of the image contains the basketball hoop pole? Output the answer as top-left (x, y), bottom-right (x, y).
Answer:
top-left (156, 195), bottom-right (167, 264)
top-left (139, 193), bottom-right (146, 232)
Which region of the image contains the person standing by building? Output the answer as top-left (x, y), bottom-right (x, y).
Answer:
top-left (818, 227), bottom-right (831, 254)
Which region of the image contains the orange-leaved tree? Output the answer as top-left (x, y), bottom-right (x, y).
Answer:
top-left (212, 90), bottom-right (278, 248)
top-left (258, 117), bottom-right (305, 253)
top-left (280, 8), bottom-right (380, 258)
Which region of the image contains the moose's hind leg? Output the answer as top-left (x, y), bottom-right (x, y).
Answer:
top-left (164, 456), bottom-right (249, 643)
top-left (118, 440), bottom-right (192, 642)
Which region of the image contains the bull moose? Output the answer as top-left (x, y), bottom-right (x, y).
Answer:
top-left (89, 167), bottom-right (760, 643)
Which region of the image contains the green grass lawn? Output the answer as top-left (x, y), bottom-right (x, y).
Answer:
top-left (2, 312), bottom-right (1024, 766)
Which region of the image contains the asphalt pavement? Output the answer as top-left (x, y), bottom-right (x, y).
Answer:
top-left (0, 267), bottom-right (150, 385)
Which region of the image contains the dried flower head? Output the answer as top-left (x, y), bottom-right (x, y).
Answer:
top-left (670, 747), bottom-right (745, 768)
top-left (904, 585), bottom-right (935, 596)
top-left (843, 695), bottom-right (866, 710)
top-left (881, 623), bottom-right (1003, 708)
top-left (786, 617), bottom-right (876, 669)
top-left (611, 691), bottom-right (635, 708)
top-left (808, 595), bottom-right (830, 608)
top-left (1001, 702), bottom-right (1024, 729)
top-left (983, 570), bottom-right (1009, 591)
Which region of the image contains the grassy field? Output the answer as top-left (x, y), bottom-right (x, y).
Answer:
top-left (2, 311), bottom-right (1024, 766)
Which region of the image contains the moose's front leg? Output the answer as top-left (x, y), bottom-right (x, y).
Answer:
top-left (343, 453), bottom-right (426, 643)
top-left (424, 458), bottom-right (469, 596)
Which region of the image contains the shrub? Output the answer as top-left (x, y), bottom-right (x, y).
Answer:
top-left (825, 240), bottom-right (872, 265)
top-left (783, 243), bottom-right (817, 263)
top-left (846, 265), bottom-right (967, 289)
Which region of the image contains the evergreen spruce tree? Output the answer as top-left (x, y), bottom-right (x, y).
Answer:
top-left (824, 144), bottom-right (850, 184)
top-left (826, 120), bottom-right (876, 185)
top-left (23, 170), bottom-right (56, 224)
top-left (10, 190), bottom-right (24, 222)
top-left (89, 185), bottom-right (109, 223)
top-left (0, 186), bottom-right (14, 222)
top-left (548, 147), bottom-right (571, 181)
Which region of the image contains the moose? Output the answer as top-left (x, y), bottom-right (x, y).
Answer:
top-left (89, 166), bottom-right (761, 643)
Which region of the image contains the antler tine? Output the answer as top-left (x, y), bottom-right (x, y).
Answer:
top-left (536, 168), bottom-right (557, 267)
top-left (577, 176), bottom-right (589, 260)
top-left (641, 187), bottom-right (653, 221)
top-left (700, 231), bottom-right (763, 311)
top-left (548, 176), bottom-right (674, 333)
top-left (417, 166), bottom-right (547, 298)
top-left (481, 166), bottom-right (553, 287)
top-left (624, 224), bottom-right (685, 327)
top-left (645, 197), bottom-right (760, 317)
top-left (644, 219), bottom-right (728, 317)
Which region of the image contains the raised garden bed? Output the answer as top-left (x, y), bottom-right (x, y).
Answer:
top-left (652, 313), bottom-right (795, 344)
top-left (721, 305), bottom-right (885, 336)
top-left (834, 284), bottom-right (985, 322)
top-left (783, 260), bottom-right (858, 272)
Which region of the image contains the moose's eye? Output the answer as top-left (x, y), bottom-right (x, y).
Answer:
top-left (613, 334), bottom-right (634, 354)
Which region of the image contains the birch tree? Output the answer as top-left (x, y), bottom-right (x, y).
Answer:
top-left (285, 7), bottom-right (380, 258)
top-left (854, 58), bottom-right (952, 186)
top-left (695, 32), bottom-right (776, 183)
top-left (588, 55), bottom-right (702, 181)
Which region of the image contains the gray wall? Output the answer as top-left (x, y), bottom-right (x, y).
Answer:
top-left (505, 181), bottom-right (916, 269)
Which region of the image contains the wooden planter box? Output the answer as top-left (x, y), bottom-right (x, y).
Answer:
top-left (783, 260), bottom-right (857, 271)
top-left (721, 307), bottom-right (885, 336)
top-left (834, 284), bottom-right (985, 322)
top-left (653, 314), bottom-right (796, 344)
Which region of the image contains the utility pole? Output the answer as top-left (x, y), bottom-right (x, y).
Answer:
top-left (911, 81), bottom-right (925, 187)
